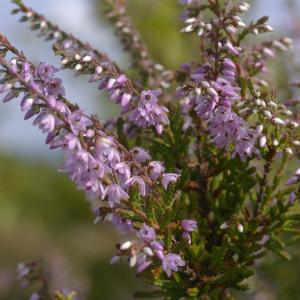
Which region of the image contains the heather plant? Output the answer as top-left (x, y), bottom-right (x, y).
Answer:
top-left (1, 0), bottom-right (300, 299)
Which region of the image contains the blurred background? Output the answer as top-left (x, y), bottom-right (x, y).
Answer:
top-left (0, 0), bottom-right (300, 299)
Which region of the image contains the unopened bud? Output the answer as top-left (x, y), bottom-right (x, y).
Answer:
top-left (256, 125), bottom-right (264, 133)
top-left (284, 110), bottom-right (293, 116)
top-left (201, 81), bottom-right (210, 88)
top-left (74, 54), bottom-right (81, 61)
top-left (237, 21), bottom-right (247, 28)
top-left (207, 87), bottom-right (218, 97)
top-left (268, 101), bottom-right (277, 108)
top-left (285, 147), bottom-right (293, 155)
top-left (259, 136), bottom-right (267, 148)
top-left (185, 17), bottom-right (196, 24)
top-left (83, 55), bottom-right (92, 62)
top-left (290, 121), bottom-right (299, 128)
top-left (129, 255), bottom-right (137, 267)
top-left (40, 21), bottom-right (47, 28)
top-left (233, 253), bottom-right (239, 262)
top-left (237, 224), bottom-right (244, 233)
top-left (195, 87), bottom-right (202, 95)
top-left (264, 25), bottom-right (274, 32)
top-left (273, 117), bottom-right (286, 126)
top-left (61, 58), bottom-right (68, 65)
top-left (263, 110), bottom-right (272, 118)
top-left (120, 241), bottom-right (132, 250)
top-left (143, 247), bottom-right (154, 256)
top-left (96, 66), bottom-right (103, 74)
top-left (54, 31), bottom-right (61, 39)
top-left (220, 222), bottom-right (229, 230)
top-left (205, 23), bottom-right (213, 31)
top-left (182, 25), bottom-right (194, 33)
top-left (292, 140), bottom-right (300, 146)
top-left (74, 64), bottom-right (82, 71)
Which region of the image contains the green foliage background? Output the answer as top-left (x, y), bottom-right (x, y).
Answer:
top-left (0, 1), bottom-right (300, 299)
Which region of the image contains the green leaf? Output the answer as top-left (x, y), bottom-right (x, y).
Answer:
top-left (134, 290), bottom-right (165, 298)
top-left (274, 249), bottom-right (292, 261)
top-left (246, 78), bottom-right (256, 97)
top-left (116, 117), bottom-right (129, 148)
top-left (211, 246), bottom-right (226, 269)
top-left (11, 0), bottom-right (23, 5)
top-left (216, 267), bottom-right (254, 286)
top-left (172, 272), bottom-right (181, 283)
top-left (256, 16), bottom-right (269, 25)
top-left (19, 15), bottom-right (28, 22)
top-left (11, 8), bottom-right (21, 14)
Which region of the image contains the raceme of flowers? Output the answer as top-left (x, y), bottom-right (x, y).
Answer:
top-left (0, 36), bottom-right (184, 277)
top-left (177, 65), bottom-right (259, 160)
top-left (178, 0), bottom-right (299, 161)
top-left (11, 0), bottom-right (169, 134)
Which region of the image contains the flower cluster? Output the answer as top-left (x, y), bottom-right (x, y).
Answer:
top-left (177, 66), bottom-right (258, 160)
top-left (17, 262), bottom-right (78, 300)
top-left (0, 33), bottom-right (184, 279)
top-left (2, 0), bottom-right (300, 299)
top-left (0, 37), bottom-right (173, 206)
top-left (176, 2), bottom-right (265, 159)
top-left (177, 0), bottom-right (300, 161)
top-left (243, 37), bottom-right (292, 86)
top-left (11, 0), bottom-right (169, 133)
top-left (17, 262), bottom-right (51, 300)
top-left (128, 90), bottom-right (169, 134)
top-left (113, 223), bottom-right (186, 277)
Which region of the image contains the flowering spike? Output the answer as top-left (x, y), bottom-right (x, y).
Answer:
top-left (11, 0), bottom-right (169, 133)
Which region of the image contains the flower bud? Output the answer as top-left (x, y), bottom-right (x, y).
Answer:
top-left (143, 247), bottom-right (154, 257)
top-left (120, 241), bottom-right (132, 250)
top-left (292, 140), bottom-right (300, 146)
top-left (259, 136), bottom-right (267, 148)
top-left (201, 81), bottom-right (210, 88)
top-left (74, 54), bottom-right (81, 61)
top-left (256, 125), bottom-right (264, 133)
top-left (285, 147), bottom-right (293, 155)
top-left (74, 64), bottom-right (82, 71)
top-left (263, 110), bottom-right (272, 118)
top-left (220, 222), bottom-right (229, 230)
top-left (264, 25), bottom-right (274, 32)
top-left (61, 58), bottom-right (68, 65)
top-left (83, 55), bottom-right (92, 62)
top-left (237, 224), bottom-right (244, 233)
top-left (129, 255), bottom-right (137, 267)
top-left (273, 117), bottom-right (286, 126)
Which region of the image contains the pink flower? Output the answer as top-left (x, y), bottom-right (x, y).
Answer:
top-left (162, 173), bottom-right (180, 190)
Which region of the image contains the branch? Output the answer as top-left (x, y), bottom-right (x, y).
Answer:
top-left (0, 33), bottom-right (168, 229)
top-left (11, 0), bottom-right (170, 134)
top-left (104, 0), bottom-right (174, 89)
